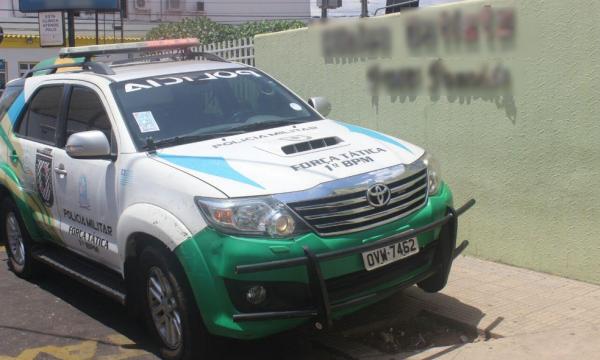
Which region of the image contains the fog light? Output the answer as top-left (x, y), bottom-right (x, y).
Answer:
top-left (245, 285), bottom-right (267, 305)
top-left (268, 213), bottom-right (296, 237)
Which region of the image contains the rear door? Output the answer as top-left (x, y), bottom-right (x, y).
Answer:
top-left (11, 84), bottom-right (65, 242)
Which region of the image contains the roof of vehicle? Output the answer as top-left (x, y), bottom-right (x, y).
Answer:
top-left (107, 60), bottom-right (249, 82)
top-left (19, 39), bottom-right (252, 85)
top-left (24, 59), bottom-right (250, 85)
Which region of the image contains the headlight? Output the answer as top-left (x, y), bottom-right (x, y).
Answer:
top-left (195, 196), bottom-right (309, 238)
top-left (420, 152), bottom-right (442, 195)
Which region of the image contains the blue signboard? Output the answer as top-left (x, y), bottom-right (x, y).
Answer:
top-left (19, 0), bottom-right (120, 12)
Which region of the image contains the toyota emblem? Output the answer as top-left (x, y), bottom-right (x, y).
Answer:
top-left (366, 183), bottom-right (391, 208)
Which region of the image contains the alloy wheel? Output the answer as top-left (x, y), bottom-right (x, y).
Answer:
top-left (147, 266), bottom-right (183, 349)
top-left (6, 212), bottom-right (25, 266)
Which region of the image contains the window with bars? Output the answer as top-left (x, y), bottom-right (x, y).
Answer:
top-left (166, 0), bottom-right (182, 10)
top-left (18, 62), bottom-right (38, 78)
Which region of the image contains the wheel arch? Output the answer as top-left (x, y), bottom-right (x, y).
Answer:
top-left (0, 171), bottom-right (44, 240)
top-left (117, 203), bottom-right (194, 258)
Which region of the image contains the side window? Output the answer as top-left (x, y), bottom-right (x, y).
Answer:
top-left (65, 86), bottom-right (111, 142)
top-left (0, 86), bottom-right (23, 121)
top-left (16, 85), bottom-right (63, 144)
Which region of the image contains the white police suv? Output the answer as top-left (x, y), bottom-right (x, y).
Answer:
top-left (0, 39), bottom-right (474, 359)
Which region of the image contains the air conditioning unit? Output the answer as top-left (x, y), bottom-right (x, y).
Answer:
top-left (166, 0), bottom-right (182, 11)
top-left (134, 0), bottom-right (150, 11)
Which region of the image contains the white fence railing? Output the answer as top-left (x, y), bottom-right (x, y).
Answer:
top-left (196, 37), bottom-right (255, 66)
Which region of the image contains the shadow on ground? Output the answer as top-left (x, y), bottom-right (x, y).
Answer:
top-left (1, 245), bottom-right (489, 360)
top-left (0, 255), bottom-right (331, 359)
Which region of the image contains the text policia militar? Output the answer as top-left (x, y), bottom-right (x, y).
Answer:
top-left (64, 209), bottom-right (112, 252)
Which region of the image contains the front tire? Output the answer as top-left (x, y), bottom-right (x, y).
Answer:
top-left (139, 245), bottom-right (211, 360)
top-left (417, 215), bottom-right (456, 293)
top-left (1, 198), bottom-right (37, 278)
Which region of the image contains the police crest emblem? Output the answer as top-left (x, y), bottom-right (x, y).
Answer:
top-left (35, 149), bottom-right (54, 207)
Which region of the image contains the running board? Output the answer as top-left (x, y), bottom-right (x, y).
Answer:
top-left (32, 246), bottom-right (127, 305)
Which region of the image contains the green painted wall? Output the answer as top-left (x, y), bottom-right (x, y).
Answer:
top-left (255, 0), bottom-right (600, 284)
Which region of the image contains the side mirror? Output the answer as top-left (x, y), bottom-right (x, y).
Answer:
top-left (307, 96), bottom-right (332, 117)
top-left (66, 130), bottom-right (113, 160)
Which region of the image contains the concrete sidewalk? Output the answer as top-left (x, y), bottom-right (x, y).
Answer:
top-left (379, 256), bottom-right (600, 359)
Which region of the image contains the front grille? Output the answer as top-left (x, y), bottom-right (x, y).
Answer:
top-left (288, 168), bottom-right (428, 236)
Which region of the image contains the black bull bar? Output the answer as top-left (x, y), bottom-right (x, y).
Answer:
top-left (233, 199), bottom-right (476, 328)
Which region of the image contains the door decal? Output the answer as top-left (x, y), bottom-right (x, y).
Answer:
top-left (35, 149), bottom-right (54, 207)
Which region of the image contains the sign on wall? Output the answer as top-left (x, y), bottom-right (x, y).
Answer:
top-left (20, 0), bottom-right (120, 12)
top-left (39, 12), bottom-right (65, 47)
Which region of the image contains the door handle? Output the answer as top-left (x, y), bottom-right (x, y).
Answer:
top-left (54, 166), bottom-right (68, 176)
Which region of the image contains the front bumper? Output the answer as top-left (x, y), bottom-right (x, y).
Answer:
top-left (175, 183), bottom-right (474, 339)
top-left (232, 199), bottom-right (475, 328)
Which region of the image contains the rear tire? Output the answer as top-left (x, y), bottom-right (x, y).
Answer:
top-left (1, 198), bottom-right (37, 279)
top-left (139, 245), bottom-right (212, 360)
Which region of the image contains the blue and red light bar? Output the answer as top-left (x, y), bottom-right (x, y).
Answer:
top-left (59, 38), bottom-right (200, 59)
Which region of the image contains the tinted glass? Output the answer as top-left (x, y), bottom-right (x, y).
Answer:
top-left (17, 86), bottom-right (63, 144)
top-left (0, 86), bottom-right (23, 122)
top-left (111, 68), bottom-right (321, 149)
top-left (66, 87), bottom-right (111, 141)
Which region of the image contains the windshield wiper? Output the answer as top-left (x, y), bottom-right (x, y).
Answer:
top-left (223, 120), bottom-right (306, 133)
top-left (143, 131), bottom-right (244, 151)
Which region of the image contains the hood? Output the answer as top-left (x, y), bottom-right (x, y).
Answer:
top-left (151, 120), bottom-right (424, 197)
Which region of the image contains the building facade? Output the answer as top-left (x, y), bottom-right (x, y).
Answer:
top-left (0, 0), bottom-right (311, 92)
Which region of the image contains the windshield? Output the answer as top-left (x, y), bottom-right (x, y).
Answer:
top-left (110, 68), bottom-right (322, 150)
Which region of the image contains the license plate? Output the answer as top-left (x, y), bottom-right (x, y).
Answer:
top-left (362, 238), bottom-right (419, 271)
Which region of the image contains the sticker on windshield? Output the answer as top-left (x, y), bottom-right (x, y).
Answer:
top-left (289, 103), bottom-right (303, 111)
top-left (132, 111), bottom-right (160, 133)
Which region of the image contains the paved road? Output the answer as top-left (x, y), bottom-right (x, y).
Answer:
top-left (0, 245), bottom-right (345, 360)
top-left (0, 244), bottom-right (475, 360)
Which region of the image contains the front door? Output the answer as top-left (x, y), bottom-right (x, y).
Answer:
top-left (52, 84), bottom-right (119, 268)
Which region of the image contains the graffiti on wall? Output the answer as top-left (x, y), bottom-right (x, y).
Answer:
top-left (406, 5), bottom-right (516, 52)
top-left (319, 5), bottom-right (517, 120)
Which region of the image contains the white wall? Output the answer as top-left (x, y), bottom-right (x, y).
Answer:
top-left (207, 0), bottom-right (311, 24)
top-left (124, 0), bottom-right (204, 22)
top-left (125, 0), bottom-right (311, 24)
top-left (0, 48), bottom-right (57, 82)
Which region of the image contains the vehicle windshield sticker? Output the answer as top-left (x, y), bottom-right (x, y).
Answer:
top-left (289, 103), bottom-right (303, 111)
top-left (132, 111), bottom-right (160, 133)
top-left (123, 69), bottom-right (262, 93)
